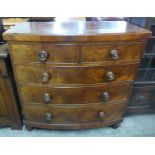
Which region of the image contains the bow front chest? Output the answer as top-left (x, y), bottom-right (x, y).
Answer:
top-left (3, 21), bottom-right (151, 130)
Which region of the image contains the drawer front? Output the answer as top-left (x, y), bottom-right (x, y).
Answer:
top-left (10, 42), bottom-right (145, 65)
top-left (19, 82), bottom-right (132, 104)
top-left (81, 42), bottom-right (145, 63)
top-left (23, 103), bottom-right (125, 123)
top-left (15, 63), bottom-right (138, 85)
top-left (10, 44), bottom-right (79, 64)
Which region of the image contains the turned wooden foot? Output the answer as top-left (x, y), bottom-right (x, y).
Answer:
top-left (11, 125), bottom-right (22, 130)
top-left (25, 126), bottom-right (33, 131)
top-left (111, 123), bottom-right (120, 129)
top-left (11, 126), bottom-right (17, 130)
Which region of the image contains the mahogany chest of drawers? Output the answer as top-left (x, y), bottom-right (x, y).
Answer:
top-left (0, 44), bottom-right (22, 129)
top-left (3, 21), bottom-right (151, 130)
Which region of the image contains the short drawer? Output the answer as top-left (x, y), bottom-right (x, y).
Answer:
top-left (19, 82), bottom-right (132, 104)
top-left (81, 42), bottom-right (145, 63)
top-left (15, 63), bottom-right (139, 85)
top-left (23, 102), bottom-right (125, 124)
top-left (10, 43), bottom-right (79, 64)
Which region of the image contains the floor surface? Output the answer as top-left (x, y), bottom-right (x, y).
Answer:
top-left (0, 114), bottom-right (155, 137)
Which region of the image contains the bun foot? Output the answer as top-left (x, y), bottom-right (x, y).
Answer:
top-left (11, 126), bottom-right (22, 130)
top-left (25, 126), bottom-right (33, 131)
top-left (11, 126), bottom-right (17, 130)
top-left (111, 123), bottom-right (120, 129)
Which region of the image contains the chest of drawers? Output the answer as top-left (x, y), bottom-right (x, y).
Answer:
top-left (3, 21), bottom-right (151, 130)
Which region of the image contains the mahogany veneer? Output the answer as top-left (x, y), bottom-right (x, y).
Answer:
top-left (3, 21), bottom-right (151, 130)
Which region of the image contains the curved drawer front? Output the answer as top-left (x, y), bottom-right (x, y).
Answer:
top-left (82, 42), bottom-right (145, 63)
top-left (19, 82), bottom-right (132, 104)
top-left (10, 44), bottom-right (79, 64)
top-left (10, 42), bottom-right (144, 65)
top-left (15, 63), bottom-right (138, 85)
top-left (23, 102), bottom-right (125, 124)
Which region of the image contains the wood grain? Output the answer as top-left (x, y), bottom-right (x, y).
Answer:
top-left (82, 42), bottom-right (145, 63)
top-left (14, 63), bottom-right (139, 85)
top-left (0, 82), bottom-right (9, 118)
top-left (10, 41), bottom-right (145, 65)
top-left (4, 21), bottom-right (151, 129)
top-left (23, 102), bottom-right (125, 124)
top-left (10, 43), bottom-right (79, 64)
top-left (0, 44), bottom-right (22, 129)
top-left (3, 21), bottom-right (151, 42)
top-left (0, 76), bottom-right (21, 129)
top-left (19, 82), bottom-right (132, 105)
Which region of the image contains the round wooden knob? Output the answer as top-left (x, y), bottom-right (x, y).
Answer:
top-left (45, 113), bottom-right (53, 122)
top-left (43, 93), bottom-right (51, 103)
top-left (110, 49), bottom-right (119, 60)
top-left (98, 112), bottom-right (105, 120)
top-left (38, 50), bottom-right (48, 62)
top-left (102, 92), bottom-right (110, 101)
top-left (106, 71), bottom-right (115, 81)
top-left (42, 72), bottom-right (50, 83)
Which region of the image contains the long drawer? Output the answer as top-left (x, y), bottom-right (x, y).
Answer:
top-left (23, 102), bottom-right (125, 124)
top-left (19, 82), bottom-right (132, 105)
top-left (10, 42), bottom-right (144, 65)
top-left (14, 63), bottom-right (139, 85)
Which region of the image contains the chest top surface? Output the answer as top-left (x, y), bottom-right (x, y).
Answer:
top-left (3, 21), bottom-right (151, 42)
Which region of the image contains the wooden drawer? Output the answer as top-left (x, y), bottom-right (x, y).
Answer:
top-left (4, 21), bottom-right (151, 130)
top-left (81, 42), bottom-right (145, 63)
top-left (23, 102), bottom-right (125, 124)
top-left (15, 63), bottom-right (139, 85)
top-left (10, 43), bottom-right (79, 64)
top-left (10, 42), bottom-right (145, 65)
top-left (19, 82), bottom-right (132, 105)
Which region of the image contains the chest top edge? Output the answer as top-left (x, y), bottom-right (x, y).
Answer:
top-left (2, 21), bottom-right (151, 42)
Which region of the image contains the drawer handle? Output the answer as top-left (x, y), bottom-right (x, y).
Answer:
top-left (43, 93), bottom-right (51, 103)
top-left (110, 49), bottom-right (119, 60)
top-left (102, 92), bottom-right (110, 101)
top-left (98, 112), bottom-right (106, 120)
top-left (42, 72), bottom-right (50, 83)
top-left (106, 71), bottom-right (115, 81)
top-left (45, 113), bottom-right (53, 122)
top-left (38, 50), bottom-right (48, 62)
